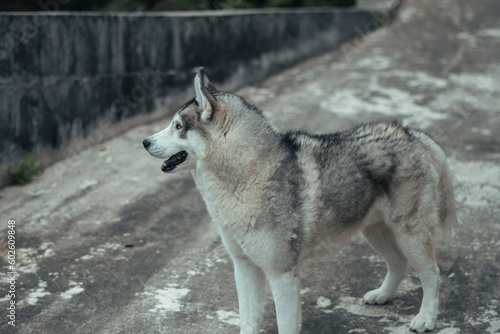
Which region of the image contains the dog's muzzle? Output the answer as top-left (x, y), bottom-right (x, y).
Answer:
top-left (143, 137), bottom-right (187, 172)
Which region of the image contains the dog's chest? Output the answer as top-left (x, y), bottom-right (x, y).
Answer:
top-left (192, 171), bottom-right (264, 229)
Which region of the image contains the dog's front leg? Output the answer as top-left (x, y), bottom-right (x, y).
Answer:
top-left (233, 258), bottom-right (267, 334)
top-left (268, 272), bottom-right (302, 334)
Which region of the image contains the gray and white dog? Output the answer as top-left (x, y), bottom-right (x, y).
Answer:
top-left (143, 68), bottom-right (456, 334)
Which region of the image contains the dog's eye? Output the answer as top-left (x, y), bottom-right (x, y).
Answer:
top-left (175, 123), bottom-right (182, 130)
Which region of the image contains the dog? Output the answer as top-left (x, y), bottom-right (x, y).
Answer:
top-left (143, 68), bottom-right (456, 334)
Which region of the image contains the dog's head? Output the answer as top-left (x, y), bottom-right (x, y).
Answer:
top-left (142, 67), bottom-right (221, 173)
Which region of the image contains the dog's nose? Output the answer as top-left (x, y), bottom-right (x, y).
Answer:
top-left (142, 138), bottom-right (151, 149)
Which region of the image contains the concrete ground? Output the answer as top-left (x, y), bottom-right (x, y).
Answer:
top-left (1, 0), bottom-right (499, 333)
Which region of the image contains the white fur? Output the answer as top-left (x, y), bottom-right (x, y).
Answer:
top-left (145, 116), bottom-right (182, 159)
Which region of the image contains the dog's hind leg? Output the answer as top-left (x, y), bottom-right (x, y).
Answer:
top-left (362, 221), bottom-right (408, 305)
top-left (402, 237), bottom-right (440, 333)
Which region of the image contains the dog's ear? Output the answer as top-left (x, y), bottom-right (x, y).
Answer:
top-left (194, 67), bottom-right (218, 123)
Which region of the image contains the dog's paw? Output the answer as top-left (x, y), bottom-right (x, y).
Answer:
top-left (410, 313), bottom-right (436, 332)
top-left (363, 288), bottom-right (392, 305)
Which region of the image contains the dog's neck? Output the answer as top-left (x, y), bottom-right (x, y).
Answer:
top-left (200, 116), bottom-right (282, 186)
top-left (191, 112), bottom-right (284, 229)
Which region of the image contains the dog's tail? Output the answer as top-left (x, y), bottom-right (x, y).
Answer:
top-left (416, 132), bottom-right (458, 241)
top-left (434, 149), bottom-right (458, 241)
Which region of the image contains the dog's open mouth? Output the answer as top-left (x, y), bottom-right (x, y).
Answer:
top-left (161, 151), bottom-right (188, 172)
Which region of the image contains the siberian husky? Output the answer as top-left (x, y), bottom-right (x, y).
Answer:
top-left (143, 68), bottom-right (456, 333)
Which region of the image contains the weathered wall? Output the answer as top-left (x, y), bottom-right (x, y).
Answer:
top-left (0, 8), bottom-right (393, 186)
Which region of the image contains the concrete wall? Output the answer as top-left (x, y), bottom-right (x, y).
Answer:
top-left (0, 8), bottom-right (394, 186)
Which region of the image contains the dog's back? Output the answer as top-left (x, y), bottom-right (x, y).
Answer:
top-left (276, 122), bottom-right (456, 246)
